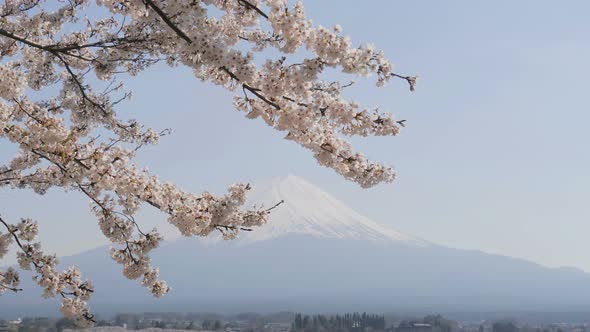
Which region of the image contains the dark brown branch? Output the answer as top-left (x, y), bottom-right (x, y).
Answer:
top-left (220, 67), bottom-right (281, 110)
top-left (212, 199), bottom-right (284, 233)
top-left (244, 84), bottom-right (280, 110)
top-left (214, 224), bottom-right (253, 232)
top-left (236, 0), bottom-right (269, 19)
top-left (390, 73), bottom-right (417, 91)
top-left (14, 98), bottom-right (45, 125)
top-left (52, 52), bottom-right (109, 115)
top-left (142, 0), bottom-right (192, 44)
top-left (0, 28), bottom-right (46, 49)
top-left (46, 37), bottom-right (154, 52)
top-left (0, 216), bottom-right (29, 264)
top-left (263, 199), bottom-right (284, 213)
top-left (0, 283), bottom-right (22, 293)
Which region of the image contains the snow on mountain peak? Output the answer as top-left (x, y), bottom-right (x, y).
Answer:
top-left (233, 175), bottom-right (427, 245)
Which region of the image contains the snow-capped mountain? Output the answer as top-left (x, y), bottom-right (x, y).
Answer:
top-left (234, 175), bottom-right (425, 245)
top-left (4, 175), bottom-right (590, 318)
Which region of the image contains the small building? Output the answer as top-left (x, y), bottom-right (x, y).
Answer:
top-left (397, 323), bottom-right (442, 332)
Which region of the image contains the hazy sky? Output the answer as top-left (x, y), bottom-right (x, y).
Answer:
top-left (2, 1), bottom-right (590, 271)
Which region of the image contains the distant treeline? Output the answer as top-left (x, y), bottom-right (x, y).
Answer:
top-left (292, 312), bottom-right (386, 331)
top-left (399, 314), bottom-right (456, 332)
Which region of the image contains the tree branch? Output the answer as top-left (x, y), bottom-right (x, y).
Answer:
top-left (142, 0), bottom-right (192, 44)
top-left (236, 0), bottom-right (269, 19)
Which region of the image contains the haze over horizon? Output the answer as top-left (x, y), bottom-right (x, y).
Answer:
top-left (5, 174), bottom-right (590, 319)
top-left (1, 174), bottom-right (587, 277)
top-left (1, 1), bottom-right (590, 274)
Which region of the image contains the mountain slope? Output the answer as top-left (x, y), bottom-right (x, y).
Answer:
top-left (2, 176), bottom-right (590, 317)
top-left (234, 175), bottom-right (426, 245)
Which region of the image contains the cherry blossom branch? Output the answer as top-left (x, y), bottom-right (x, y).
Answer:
top-left (0, 215), bottom-right (95, 325)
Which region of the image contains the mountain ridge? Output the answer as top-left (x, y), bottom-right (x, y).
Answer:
top-left (3, 175), bottom-right (590, 318)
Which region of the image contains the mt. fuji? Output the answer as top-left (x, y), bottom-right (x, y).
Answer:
top-left (228, 175), bottom-right (425, 245)
top-left (3, 175), bottom-right (590, 318)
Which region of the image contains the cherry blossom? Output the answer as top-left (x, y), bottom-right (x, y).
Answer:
top-left (0, 0), bottom-right (417, 324)
top-left (0, 216), bottom-right (94, 325)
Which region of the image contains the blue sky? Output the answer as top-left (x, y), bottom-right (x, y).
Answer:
top-left (2, 1), bottom-right (590, 271)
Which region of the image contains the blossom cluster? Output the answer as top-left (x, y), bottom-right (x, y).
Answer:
top-left (0, 0), bottom-right (416, 324)
top-left (0, 216), bottom-right (94, 326)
